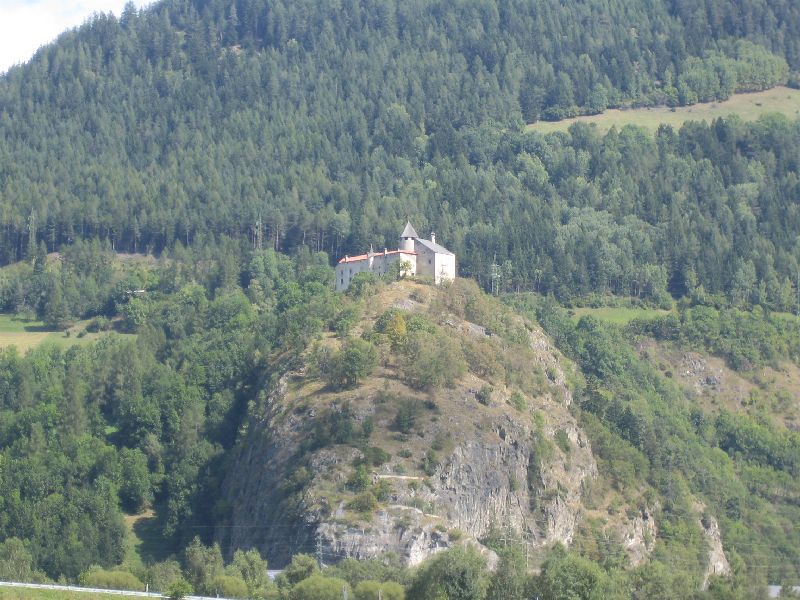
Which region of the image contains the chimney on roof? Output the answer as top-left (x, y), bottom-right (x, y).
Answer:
top-left (431, 232), bottom-right (436, 244)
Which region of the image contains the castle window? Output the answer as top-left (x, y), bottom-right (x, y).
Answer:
top-left (428, 259), bottom-right (432, 264)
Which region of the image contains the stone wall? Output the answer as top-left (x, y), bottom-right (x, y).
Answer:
top-left (335, 252), bottom-right (416, 291)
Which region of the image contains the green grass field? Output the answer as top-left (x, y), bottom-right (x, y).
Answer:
top-left (0, 314), bottom-right (63, 353)
top-left (526, 86), bottom-right (800, 134)
top-left (0, 314), bottom-right (129, 353)
top-left (0, 589), bottom-right (146, 600)
top-left (123, 510), bottom-right (174, 565)
top-left (570, 306), bottom-right (671, 325)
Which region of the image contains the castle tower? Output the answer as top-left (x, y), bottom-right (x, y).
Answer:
top-left (400, 221), bottom-right (418, 252)
top-left (336, 220), bottom-right (453, 291)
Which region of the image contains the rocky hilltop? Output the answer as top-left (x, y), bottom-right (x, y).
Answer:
top-left (216, 280), bottom-right (659, 568)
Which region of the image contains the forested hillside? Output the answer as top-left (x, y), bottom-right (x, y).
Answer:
top-left (1, 255), bottom-right (799, 597)
top-left (2, 0), bottom-right (800, 597)
top-left (1, 0), bottom-right (800, 307)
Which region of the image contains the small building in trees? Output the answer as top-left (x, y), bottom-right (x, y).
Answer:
top-left (335, 222), bottom-right (456, 291)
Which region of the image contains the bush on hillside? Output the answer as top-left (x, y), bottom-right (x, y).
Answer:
top-left (79, 566), bottom-right (144, 591)
top-left (355, 580), bottom-right (406, 600)
top-left (210, 574), bottom-right (249, 598)
top-left (400, 330), bottom-right (466, 390)
top-left (166, 578), bottom-right (193, 600)
top-left (325, 338), bottom-right (378, 389)
top-left (406, 546), bottom-right (489, 600)
top-left (291, 575), bottom-right (352, 600)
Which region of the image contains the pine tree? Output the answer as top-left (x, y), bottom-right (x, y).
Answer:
top-left (43, 279), bottom-right (71, 330)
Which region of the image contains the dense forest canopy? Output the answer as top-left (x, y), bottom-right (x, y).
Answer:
top-left (1, 247), bottom-right (800, 595)
top-left (0, 243), bottom-right (336, 581)
top-left (0, 0), bottom-right (800, 306)
top-left (2, 1), bottom-right (800, 595)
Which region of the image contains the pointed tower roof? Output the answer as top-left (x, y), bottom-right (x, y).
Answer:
top-left (400, 222), bottom-right (419, 239)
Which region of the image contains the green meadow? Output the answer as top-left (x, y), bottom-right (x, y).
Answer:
top-left (569, 306), bottom-right (671, 325)
top-left (0, 589), bottom-right (145, 600)
top-left (0, 314), bottom-right (129, 353)
top-left (526, 86), bottom-right (800, 134)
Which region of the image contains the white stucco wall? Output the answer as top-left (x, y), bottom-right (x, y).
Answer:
top-left (413, 243), bottom-right (455, 284)
top-left (335, 252), bottom-right (416, 291)
top-left (335, 259), bottom-right (370, 291)
top-left (415, 246), bottom-right (437, 278)
top-left (434, 252), bottom-right (456, 284)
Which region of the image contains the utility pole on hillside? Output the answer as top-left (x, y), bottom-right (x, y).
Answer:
top-left (254, 216), bottom-right (263, 250)
top-left (27, 210), bottom-right (36, 261)
top-left (491, 253), bottom-right (501, 295)
top-left (796, 270), bottom-right (799, 316)
top-left (316, 530), bottom-right (323, 567)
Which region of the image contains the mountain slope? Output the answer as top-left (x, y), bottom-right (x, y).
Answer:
top-left (0, 241), bottom-right (798, 593)
top-left (216, 277), bottom-right (800, 588)
top-left (0, 0), bottom-right (800, 309)
top-left (217, 279), bottom-right (632, 568)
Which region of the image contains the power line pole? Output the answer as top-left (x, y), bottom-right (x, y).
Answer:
top-left (526, 541), bottom-right (530, 571)
top-left (27, 210), bottom-right (36, 260)
top-left (254, 216), bottom-right (263, 250)
top-left (316, 530), bottom-right (324, 568)
top-left (491, 253), bottom-right (500, 295)
top-left (796, 270), bottom-right (799, 316)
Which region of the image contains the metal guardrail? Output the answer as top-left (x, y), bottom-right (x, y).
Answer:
top-left (767, 584), bottom-right (800, 598)
top-left (0, 580), bottom-right (235, 600)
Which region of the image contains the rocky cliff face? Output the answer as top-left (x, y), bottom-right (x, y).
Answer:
top-left (216, 282), bottom-right (599, 567)
top-left (694, 501), bottom-right (732, 589)
top-left (215, 373), bottom-right (321, 566)
top-left (621, 507), bottom-right (658, 567)
top-left (317, 406), bottom-right (597, 567)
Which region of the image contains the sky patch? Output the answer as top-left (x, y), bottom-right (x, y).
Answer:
top-left (0, 0), bottom-right (152, 74)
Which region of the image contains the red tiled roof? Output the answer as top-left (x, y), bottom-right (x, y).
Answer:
top-left (337, 250), bottom-right (416, 264)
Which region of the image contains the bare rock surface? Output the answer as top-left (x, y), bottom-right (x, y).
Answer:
top-left (621, 507), bottom-right (657, 567)
top-left (216, 284), bottom-right (600, 567)
top-left (694, 501), bottom-right (732, 589)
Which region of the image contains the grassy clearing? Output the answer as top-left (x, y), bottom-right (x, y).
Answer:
top-left (526, 86), bottom-right (800, 134)
top-left (0, 314), bottom-right (131, 353)
top-left (569, 306), bottom-right (671, 325)
top-left (0, 314), bottom-right (46, 333)
top-left (123, 510), bottom-right (174, 565)
top-left (0, 314), bottom-right (52, 352)
top-left (0, 589), bottom-right (144, 600)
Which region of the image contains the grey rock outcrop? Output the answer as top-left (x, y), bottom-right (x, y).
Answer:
top-left (312, 406), bottom-right (596, 566)
top-left (215, 374), bottom-right (321, 566)
top-left (621, 507), bottom-right (657, 567)
top-left (216, 289), bottom-right (598, 567)
top-left (695, 502), bottom-right (732, 589)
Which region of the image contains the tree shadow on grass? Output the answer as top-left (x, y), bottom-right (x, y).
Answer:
top-left (7, 314), bottom-right (56, 333)
top-left (23, 323), bottom-right (54, 332)
top-left (131, 508), bottom-right (178, 563)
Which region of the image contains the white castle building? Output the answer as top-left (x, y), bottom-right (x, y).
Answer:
top-left (335, 222), bottom-right (456, 291)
